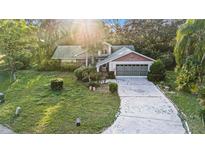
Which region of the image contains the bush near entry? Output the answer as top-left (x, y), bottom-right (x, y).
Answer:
top-left (147, 60), bottom-right (166, 82)
top-left (109, 83), bottom-right (118, 93)
top-left (74, 66), bottom-right (99, 82)
top-left (107, 71), bottom-right (115, 79)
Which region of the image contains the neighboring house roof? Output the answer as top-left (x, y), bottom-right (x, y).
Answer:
top-left (96, 47), bottom-right (155, 67)
top-left (52, 46), bottom-right (86, 60)
top-left (111, 45), bottom-right (135, 52)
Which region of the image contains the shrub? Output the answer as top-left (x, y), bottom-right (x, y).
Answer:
top-left (82, 67), bottom-right (97, 82)
top-left (140, 50), bottom-right (160, 59)
top-left (109, 83), bottom-right (118, 93)
top-left (90, 72), bottom-right (101, 82)
top-left (74, 66), bottom-right (86, 80)
top-left (15, 61), bottom-right (25, 70)
top-left (147, 60), bottom-right (166, 82)
top-left (61, 63), bottom-right (81, 72)
top-left (107, 71), bottom-right (115, 79)
top-left (74, 66), bottom-right (98, 82)
top-left (50, 78), bottom-right (63, 91)
top-left (176, 60), bottom-right (198, 92)
top-left (88, 81), bottom-right (100, 88)
top-left (38, 60), bottom-right (60, 71)
top-left (160, 53), bottom-right (175, 70)
top-left (15, 51), bottom-right (32, 70)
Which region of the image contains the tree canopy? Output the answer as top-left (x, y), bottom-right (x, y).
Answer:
top-left (105, 19), bottom-right (185, 58)
top-left (174, 19), bottom-right (205, 68)
top-left (0, 20), bottom-right (36, 80)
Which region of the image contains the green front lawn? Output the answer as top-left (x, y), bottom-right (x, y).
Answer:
top-left (162, 71), bottom-right (205, 134)
top-left (0, 71), bottom-right (11, 92)
top-left (0, 70), bottom-right (120, 133)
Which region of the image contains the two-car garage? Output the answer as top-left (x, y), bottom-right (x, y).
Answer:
top-left (116, 64), bottom-right (148, 76)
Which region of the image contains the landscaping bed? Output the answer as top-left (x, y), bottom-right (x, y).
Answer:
top-left (159, 71), bottom-right (205, 134)
top-left (0, 70), bottom-right (120, 133)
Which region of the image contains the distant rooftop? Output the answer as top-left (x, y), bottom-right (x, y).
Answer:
top-left (52, 46), bottom-right (86, 60)
top-left (111, 45), bottom-right (135, 52)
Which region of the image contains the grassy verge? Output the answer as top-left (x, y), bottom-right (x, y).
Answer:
top-left (0, 71), bottom-right (11, 92)
top-left (160, 71), bottom-right (205, 134)
top-left (0, 70), bottom-right (120, 133)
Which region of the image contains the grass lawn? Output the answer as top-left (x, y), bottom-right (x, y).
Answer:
top-left (161, 71), bottom-right (205, 134)
top-left (0, 70), bottom-right (11, 92)
top-left (0, 70), bottom-right (120, 133)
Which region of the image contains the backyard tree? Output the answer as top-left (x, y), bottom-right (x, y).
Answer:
top-left (36, 20), bottom-right (61, 70)
top-left (73, 20), bottom-right (105, 66)
top-left (0, 20), bottom-right (36, 80)
top-left (105, 19), bottom-right (185, 59)
top-left (174, 19), bottom-right (205, 84)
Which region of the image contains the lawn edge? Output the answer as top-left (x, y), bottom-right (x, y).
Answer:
top-left (156, 85), bottom-right (191, 134)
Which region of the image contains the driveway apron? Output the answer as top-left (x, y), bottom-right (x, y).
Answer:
top-left (103, 77), bottom-right (186, 134)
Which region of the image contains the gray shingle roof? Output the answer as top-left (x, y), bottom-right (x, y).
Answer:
top-left (96, 47), bottom-right (155, 67)
top-left (52, 46), bottom-right (86, 60)
top-left (96, 47), bottom-right (133, 67)
top-left (111, 45), bottom-right (135, 52)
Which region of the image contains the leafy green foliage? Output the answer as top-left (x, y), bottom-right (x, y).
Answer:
top-left (176, 58), bottom-right (198, 92)
top-left (36, 20), bottom-right (62, 70)
top-left (50, 78), bottom-right (63, 91)
top-left (88, 81), bottom-right (100, 88)
top-left (37, 60), bottom-right (60, 71)
top-left (15, 51), bottom-right (33, 69)
top-left (147, 60), bottom-right (166, 82)
top-left (74, 66), bottom-right (98, 82)
top-left (74, 66), bottom-right (87, 80)
top-left (163, 71), bottom-right (205, 133)
top-left (107, 71), bottom-right (115, 79)
top-left (106, 19), bottom-right (185, 59)
top-left (109, 83), bottom-right (118, 93)
top-left (0, 20), bottom-right (36, 80)
top-left (60, 63), bottom-right (81, 72)
top-left (160, 53), bottom-right (175, 70)
top-left (174, 20), bottom-right (205, 84)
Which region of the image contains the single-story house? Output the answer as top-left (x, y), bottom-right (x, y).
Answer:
top-left (52, 42), bottom-right (155, 77)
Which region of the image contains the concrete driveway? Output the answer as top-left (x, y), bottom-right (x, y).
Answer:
top-left (104, 77), bottom-right (187, 134)
top-left (0, 124), bottom-right (14, 134)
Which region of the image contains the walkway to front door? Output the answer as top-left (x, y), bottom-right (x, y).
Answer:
top-left (103, 77), bottom-right (187, 134)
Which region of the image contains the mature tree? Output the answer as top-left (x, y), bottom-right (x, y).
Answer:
top-left (0, 20), bottom-right (36, 80)
top-left (73, 20), bottom-right (106, 66)
top-left (174, 19), bottom-right (205, 83)
top-left (104, 19), bottom-right (128, 44)
top-left (36, 20), bottom-right (62, 69)
top-left (105, 19), bottom-right (185, 59)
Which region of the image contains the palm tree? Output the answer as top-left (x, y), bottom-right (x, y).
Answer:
top-left (174, 19), bottom-right (205, 82)
top-left (175, 20), bottom-right (205, 66)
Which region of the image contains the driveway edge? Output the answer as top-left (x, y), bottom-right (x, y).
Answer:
top-left (156, 85), bottom-right (191, 134)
